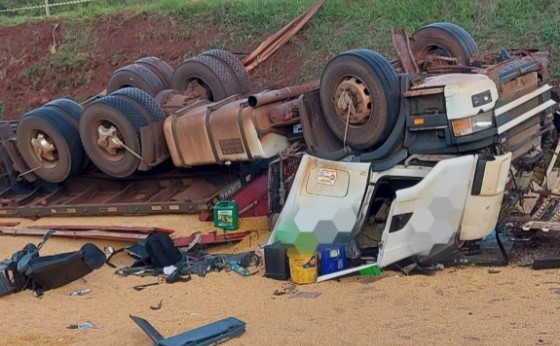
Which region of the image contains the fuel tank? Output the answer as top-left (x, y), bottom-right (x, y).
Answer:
top-left (163, 97), bottom-right (291, 167)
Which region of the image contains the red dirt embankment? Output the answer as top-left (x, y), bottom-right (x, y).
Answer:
top-left (0, 12), bottom-right (307, 120)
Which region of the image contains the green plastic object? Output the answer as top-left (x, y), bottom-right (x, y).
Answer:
top-left (213, 200), bottom-right (239, 231)
top-left (359, 264), bottom-right (383, 276)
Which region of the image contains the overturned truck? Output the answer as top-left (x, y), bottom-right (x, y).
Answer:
top-left (0, 23), bottom-right (557, 269)
top-left (269, 23), bottom-right (557, 268)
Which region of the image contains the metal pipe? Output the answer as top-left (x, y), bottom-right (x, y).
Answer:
top-left (248, 80), bottom-right (319, 108)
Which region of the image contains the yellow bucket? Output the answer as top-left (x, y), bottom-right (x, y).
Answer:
top-left (287, 248), bottom-right (317, 284)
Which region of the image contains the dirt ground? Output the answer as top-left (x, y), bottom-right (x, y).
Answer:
top-left (0, 214), bottom-right (559, 345)
top-left (0, 12), bottom-right (307, 120)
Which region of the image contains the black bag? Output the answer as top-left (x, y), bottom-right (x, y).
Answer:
top-left (0, 231), bottom-right (106, 297)
top-left (26, 243), bottom-right (106, 291)
top-left (145, 232), bottom-right (182, 268)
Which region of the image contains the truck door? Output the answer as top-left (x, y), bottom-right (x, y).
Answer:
top-left (268, 154), bottom-right (371, 253)
top-left (377, 155), bottom-right (478, 267)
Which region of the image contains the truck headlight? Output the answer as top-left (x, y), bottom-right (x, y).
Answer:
top-left (451, 111), bottom-right (494, 137)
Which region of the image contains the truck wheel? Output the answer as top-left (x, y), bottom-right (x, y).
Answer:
top-left (135, 57), bottom-right (174, 89)
top-left (16, 108), bottom-right (84, 183)
top-left (107, 64), bottom-right (166, 97)
top-left (80, 95), bottom-right (149, 178)
top-left (201, 49), bottom-right (252, 94)
top-left (110, 87), bottom-right (165, 122)
top-left (42, 98), bottom-right (84, 129)
top-left (411, 22), bottom-right (480, 68)
top-left (170, 55), bottom-right (240, 101)
top-left (319, 49), bottom-right (400, 149)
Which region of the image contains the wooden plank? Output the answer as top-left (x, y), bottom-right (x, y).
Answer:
top-left (173, 231), bottom-right (250, 247)
top-left (242, 0), bottom-right (325, 71)
top-left (0, 228), bottom-right (147, 242)
top-left (30, 225), bottom-right (175, 234)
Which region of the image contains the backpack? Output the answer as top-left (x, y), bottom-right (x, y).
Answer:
top-left (106, 232), bottom-right (182, 270)
top-left (145, 232), bottom-right (182, 268)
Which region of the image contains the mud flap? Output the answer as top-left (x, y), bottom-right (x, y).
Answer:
top-left (3, 139), bottom-right (38, 183)
top-left (130, 315), bottom-right (246, 346)
top-left (138, 120), bottom-right (170, 171)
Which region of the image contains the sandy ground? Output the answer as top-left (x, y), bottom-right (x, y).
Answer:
top-left (1, 215), bottom-right (559, 346)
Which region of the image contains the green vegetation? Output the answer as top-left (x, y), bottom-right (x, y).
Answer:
top-left (0, 101), bottom-right (6, 119)
top-left (50, 23), bottom-right (100, 69)
top-left (15, 21), bottom-right (99, 92)
top-left (0, 0), bottom-right (559, 79)
top-left (110, 49), bottom-right (128, 66)
top-left (134, 26), bottom-right (161, 41)
top-left (0, 0), bottom-right (133, 23)
top-left (19, 62), bottom-right (45, 82)
top-left (170, 27), bottom-right (191, 42)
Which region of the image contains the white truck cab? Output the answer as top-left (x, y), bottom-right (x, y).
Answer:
top-left (269, 152), bottom-right (511, 267)
top-left (268, 23), bottom-right (557, 269)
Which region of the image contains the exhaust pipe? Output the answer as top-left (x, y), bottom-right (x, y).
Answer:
top-left (248, 81), bottom-right (319, 108)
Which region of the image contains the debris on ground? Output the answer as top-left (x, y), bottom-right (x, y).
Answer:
top-left (69, 288), bottom-right (92, 296)
top-left (291, 291), bottom-right (321, 299)
top-left (66, 322), bottom-right (95, 331)
top-left (150, 300), bottom-right (163, 311)
top-left (130, 315), bottom-right (246, 345)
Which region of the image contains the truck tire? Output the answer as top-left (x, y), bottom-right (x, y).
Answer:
top-left (135, 57), bottom-right (174, 89)
top-left (201, 49), bottom-right (252, 94)
top-left (16, 108), bottom-right (84, 183)
top-left (319, 49), bottom-right (400, 149)
top-left (299, 89), bottom-right (344, 153)
top-left (110, 87), bottom-right (165, 122)
top-left (42, 98), bottom-right (84, 129)
top-left (170, 55), bottom-right (240, 101)
top-left (411, 22), bottom-right (480, 68)
top-left (107, 64), bottom-right (166, 97)
top-left (80, 95), bottom-right (149, 178)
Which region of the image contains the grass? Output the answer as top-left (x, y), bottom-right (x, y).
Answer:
top-left (134, 26), bottom-right (162, 41)
top-left (0, 0), bottom-right (559, 80)
top-left (19, 63), bottom-right (47, 89)
top-left (0, 101), bottom-right (6, 119)
top-left (17, 22), bottom-right (99, 92)
top-left (155, 0), bottom-right (560, 80)
top-left (19, 63), bottom-right (43, 81)
top-left (50, 23), bottom-right (100, 69)
top-left (110, 49), bottom-right (128, 66)
top-left (170, 27), bottom-right (192, 42)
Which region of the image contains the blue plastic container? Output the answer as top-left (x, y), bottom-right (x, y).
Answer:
top-left (318, 245), bottom-right (348, 275)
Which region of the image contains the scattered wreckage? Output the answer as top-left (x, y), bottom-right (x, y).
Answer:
top-left (0, 230), bottom-right (105, 297)
top-left (0, 21), bottom-right (559, 295)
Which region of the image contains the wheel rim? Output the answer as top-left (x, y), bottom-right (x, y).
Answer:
top-left (93, 120), bottom-right (126, 161)
top-left (333, 76), bottom-right (373, 127)
top-left (30, 131), bottom-right (58, 169)
top-left (417, 45), bottom-right (454, 66)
